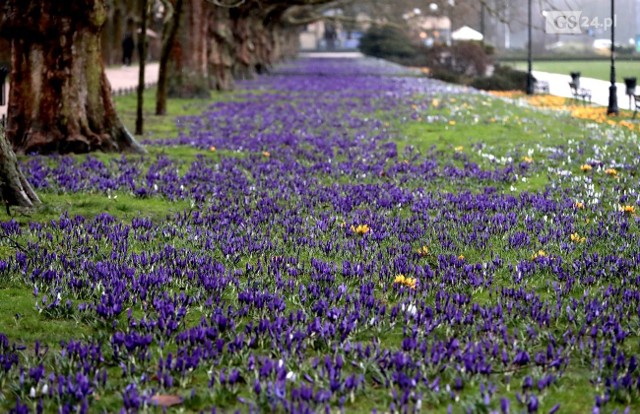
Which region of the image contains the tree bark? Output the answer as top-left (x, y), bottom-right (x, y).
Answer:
top-left (207, 5), bottom-right (234, 91)
top-left (135, 0), bottom-right (147, 135)
top-left (156, 0), bottom-right (184, 115)
top-left (228, 5), bottom-right (299, 81)
top-left (1, 0), bottom-right (145, 154)
top-left (167, 0), bottom-right (209, 98)
top-left (253, 21), bottom-right (272, 75)
top-left (279, 26), bottom-right (300, 60)
top-left (231, 12), bottom-right (256, 80)
top-left (0, 38), bottom-right (10, 66)
top-left (0, 130), bottom-right (39, 208)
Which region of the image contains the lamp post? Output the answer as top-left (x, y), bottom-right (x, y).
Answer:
top-left (480, 3), bottom-right (485, 41)
top-left (607, 0), bottom-right (619, 115)
top-left (525, 0), bottom-right (534, 95)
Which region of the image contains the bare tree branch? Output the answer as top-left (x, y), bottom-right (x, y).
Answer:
top-left (205, 0), bottom-right (247, 8)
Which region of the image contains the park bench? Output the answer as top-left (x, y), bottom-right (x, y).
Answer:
top-left (534, 79), bottom-right (549, 94)
top-left (569, 82), bottom-right (591, 104)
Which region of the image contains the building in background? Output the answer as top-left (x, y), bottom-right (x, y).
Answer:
top-left (473, 0), bottom-right (639, 55)
top-left (298, 11), bottom-right (370, 51)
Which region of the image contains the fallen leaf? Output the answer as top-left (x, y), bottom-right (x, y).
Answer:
top-left (150, 394), bottom-right (182, 407)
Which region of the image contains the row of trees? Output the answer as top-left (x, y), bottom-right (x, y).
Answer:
top-left (0, 0), bottom-right (329, 154)
top-left (0, 0), bottom-right (340, 208)
top-left (0, 0), bottom-right (532, 208)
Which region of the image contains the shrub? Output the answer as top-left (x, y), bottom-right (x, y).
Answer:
top-left (618, 45), bottom-right (635, 55)
top-left (470, 75), bottom-right (514, 91)
top-left (430, 69), bottom-right (462, 84)
top-left (359, 30), bottom-right (517, 91)
top-left (358, 26), bottom-right (423, 65)
top-left (470, 65), bottom-right (528, 91)
top-left (426, 41), bottom-right (493, 77)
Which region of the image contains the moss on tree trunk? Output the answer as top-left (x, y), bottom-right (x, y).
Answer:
top-left (0, 129), bottom-right (39, 208)
top-left (2, 0), bottom-right (145, 154)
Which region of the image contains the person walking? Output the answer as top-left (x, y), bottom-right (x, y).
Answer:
top-left (122, 33), bottom-right (135, 66)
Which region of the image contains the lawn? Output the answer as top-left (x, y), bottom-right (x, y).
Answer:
top-left (2, 57), bottom-right (640, 413)
top-left (507, 59), bottom-right (640, 82)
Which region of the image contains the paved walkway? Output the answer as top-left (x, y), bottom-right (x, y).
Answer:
top-left (106, 62), bottom-right (159, 92)
top-left (0, 62), bottom-right (159, 119)
top-left (532, 70), bottom-right (636, 110)
top-left (300, 53), bottom-right (634, 110)
top-left (298, 51), bottom-right (364, 58)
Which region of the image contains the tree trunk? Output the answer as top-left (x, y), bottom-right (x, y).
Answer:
top-left (207, 6), bottom-right (234, 91)
top-left (156, 0), bottom-right (184, 115)
top-left (230, 8), bottom-right (293, 81)
top-left (101, 5), bottom-right (115, 66)
top-left (1, 0), bottom-right (145, 154)
top-left (280, 27), bottom-right (300, 60)
top-left (231, 13), bottom-right (256, 80)
top-left (253, 22), bottom-right (271, 75)
top-left (0, 130), bottom-right (39, 208)
top-left (102, 0), bottom-right (133, 65)
top-left (0, 38), bottom-right (9, 66)
top-left (135, 0), bottom-right (147, 135)
top-left (116, 0), bottom-right (139, 63)
top-left (167, 0), bottom-right (209, 98)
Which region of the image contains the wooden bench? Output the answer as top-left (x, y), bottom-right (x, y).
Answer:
top-left (569, 82), bottom-right (592, 104)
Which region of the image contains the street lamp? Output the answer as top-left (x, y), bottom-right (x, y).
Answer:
top-left (480, 3), bottom-right (485, 40)
top-left (607, 0), bottom-right (619, 115)
top-left (525, 0), bottom-right (534, 95)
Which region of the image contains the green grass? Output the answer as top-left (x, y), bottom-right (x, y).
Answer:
top-left (506, 59), bottom-right (640, 82)
top-left (396, 96), bottom-right (574, 153)
top-left (2, 84), bottom-right (640, 413)
top-left (388, 93), bottom-right (620, 194)
top-left (0, 287), bottom-right (94, 345)
top-left (4, 88), bottom-right (240, 225)
top-left (113, 87), bottom-right (240, 140)
top-left (10, 191), bottom-right (192, 225)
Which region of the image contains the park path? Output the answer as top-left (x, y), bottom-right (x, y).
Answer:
top-left (298, 51), bottom-right (364, 58)
top-left (0, 62), bottom-right (159, 120)
top-left (531, 70), bottom-right (635, 110)
top-left (300, 53), bottom-right (633, 110)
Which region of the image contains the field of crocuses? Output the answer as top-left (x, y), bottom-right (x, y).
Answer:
top-left (2, 56), bottom-right (640, 413)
